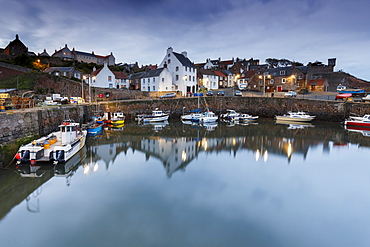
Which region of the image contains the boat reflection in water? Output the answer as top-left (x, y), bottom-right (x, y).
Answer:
top-left (16, 146), bottom-right (87, 181)
top-left (139, 121), bottom-right (169, 132)
top-left (275, 119), bottom-right (315, 129)
top-left (344, 125), bottom-right (370, 137)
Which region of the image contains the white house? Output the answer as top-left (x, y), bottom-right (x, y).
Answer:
top-left (141, 68), bottom-right (173, 92)
top-left (159, 47), bottom-right (197, 96)
top-left (198, 69), bottom-right (219, 90)
top-left (113, 71), bottom-right (129, 89)
top-left (90, 63), bottom-right (115, 88)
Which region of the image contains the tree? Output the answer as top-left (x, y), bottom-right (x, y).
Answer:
top-left (279, 59), bottom-right (292, 67)
top-left (265, 58), bottom-right (279, 68)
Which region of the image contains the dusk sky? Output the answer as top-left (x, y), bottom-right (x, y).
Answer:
top-left (1, 0), bottom-right (369, 80)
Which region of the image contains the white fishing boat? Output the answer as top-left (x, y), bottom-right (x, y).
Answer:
top-left (15, 120), bottom-right (87, 165)
top-left (199, 111), bottom-right (218, 123)
top-left (275, 111), bottom-right (315, 122)
top-left (220, 109), bottom-right (241, 120)
top-left (181, 110), bottom-right (203, 122)
top-left (136, 108), bottom-right (169, 123)
top-left (234, 113), bottom-right (259, 122)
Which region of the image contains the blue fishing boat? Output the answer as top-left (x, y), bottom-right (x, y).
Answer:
top-left (87, 123), bottom-right (103, 135)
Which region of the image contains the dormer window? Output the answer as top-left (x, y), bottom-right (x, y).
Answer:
top-left (280, 70), bottom-right (286, 75)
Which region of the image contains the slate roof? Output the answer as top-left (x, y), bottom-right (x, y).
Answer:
top-left (73, 50), bottom-right (96, 57)
top-left (142, 68), bottom-right (165, 78)
top-left (44, 67), bottom-right (75, 73)
top-left (129, 72), bottom-right (146, 79)
top-left (266, 67), bottom-right (293, 76)
top-left (173, 52), bottom-right (195, 68)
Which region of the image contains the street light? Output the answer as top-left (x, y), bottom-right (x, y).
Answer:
top-left (183, 75), bottom-right (188, 96)
top-left (83, 75), bottom-right (96, 104)
top-left (81, 76), bottom-right (85, 103)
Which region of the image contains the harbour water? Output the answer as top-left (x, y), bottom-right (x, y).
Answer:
top-left (1, 119), bottom-right (370, 247)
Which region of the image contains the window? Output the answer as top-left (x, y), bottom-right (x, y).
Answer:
top-left (176, 66), bottom-right (179, 71)
top-left (153, 78), bottom-right (155, 82)
top-left (280, 70), bottom-right (286, 75)
top-left (168, 59), bottom-right (171, 64)
top-left (185, 67), bottom-right (187, 71)
top-left (176, 75), bottom-right (179, 81)
top-left (270, 79), bottom-right (274, 84)
top-left (148, 78), bottom-right (150, 83)
top-left (299, 75), bottom-right (303, 79)
top-left (108, 76), bottom-right (112, 82)
top-left (162, 78), bottom-right (164, 82)
top-left (153, 86), bottom-right (155, 91)
top-left (109, 83), bottom-right (113, 88)
top-left (259, 80), bottom-right (262, 85)
top-left (282, 78), bottom-right (286, 83)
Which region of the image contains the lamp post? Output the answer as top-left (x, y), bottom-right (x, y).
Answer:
top-left (81, 76), bottom-right (84, 103)
top-left (183, 75), bottom-right (188, 97)
top-left (83, 75), bottom-right (95, 104)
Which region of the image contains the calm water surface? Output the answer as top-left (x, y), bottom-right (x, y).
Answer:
top-left (1, 119), bottom-right (370, 247)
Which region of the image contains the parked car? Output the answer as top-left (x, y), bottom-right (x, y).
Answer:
top-left (206, 91), bottom-right (213, 96)
top-left (217, 90), bottom-right (225, 96)
top-left (193, 92), bottom-right (203, 97)
top-left (284, 91), bottom-right (297, 97)
top-left (159, 93), bottom-right (176, 99)
top-left (235, 90), bottom-right (242, 96)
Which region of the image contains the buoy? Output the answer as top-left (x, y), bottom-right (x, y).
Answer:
top-left (15, 153), bottom-right (21, 160)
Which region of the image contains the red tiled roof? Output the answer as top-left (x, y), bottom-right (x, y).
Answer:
top-left (112, 71), bottom-right (127, 79)
top-left (214, 70), bottom-right (226, 77)
top-left (91, 68), bottom-right (103, 76)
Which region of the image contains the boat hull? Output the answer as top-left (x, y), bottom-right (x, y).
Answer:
top-left (344, 121), bottom-right (370, 128)
top-left (275, 116), bottom-right (315, 122)
top-left (87, 124), bottom-right (103, 135)
top-left (111, 119), bottom-right (125, 125)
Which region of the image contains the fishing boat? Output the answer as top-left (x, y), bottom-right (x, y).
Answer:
top-left (86, 123), bottom-right (103, 135)
top-left (337, 85), bottom-right (365, 94)
top-left (111, 112), bottom-right (125, 125)
top-left (181, 109), bottom-right (203, 122)
top-left (199, 111), bottom-right (218, 123)
top-left (234, 113), bottom-right (259, 122)
top-left (344, 114), bottom-right (370, 128)
top-left (15, 120), bottom-right (87, 165)
top-left (220, 109), bottom-right (241, 120)
top-left (275, 111), bottom-right (315, 122)
top-left (136, 108), bottom-right (169, 123)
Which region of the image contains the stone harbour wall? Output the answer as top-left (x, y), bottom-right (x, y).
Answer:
top-left (1, 97), bottom-right (370, 145)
